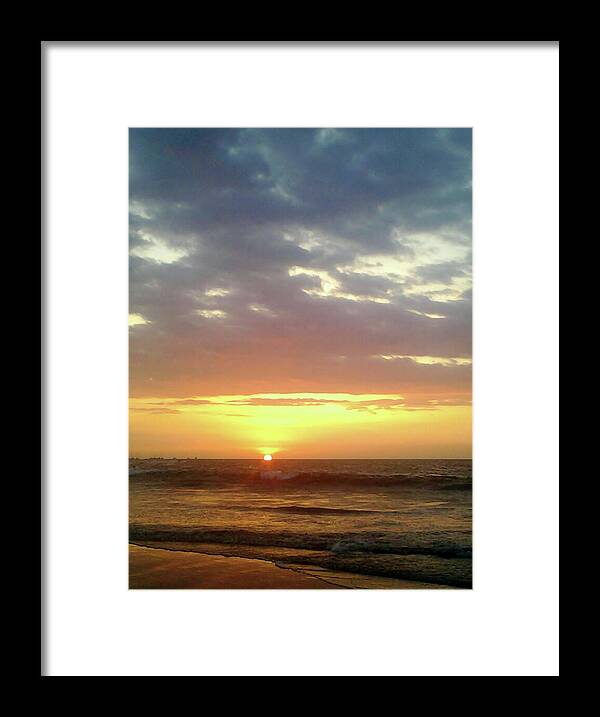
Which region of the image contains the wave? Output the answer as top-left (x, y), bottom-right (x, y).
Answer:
top-left (129, 525), bottom-right (472, 588)
top-left (129, 468), bottom-right (471, 490)
top-left (129, 523), bottom-right (472, 560)
top-left (243, 504), bottom-right (405, 516)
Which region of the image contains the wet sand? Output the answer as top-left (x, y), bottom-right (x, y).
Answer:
top-left (129, 544), bottom-right (340, 588)
top-left (129, 544), bottom-right (451, 589)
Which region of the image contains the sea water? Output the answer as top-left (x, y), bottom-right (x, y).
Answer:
top-left (129, 458), bottom-right (472, 588)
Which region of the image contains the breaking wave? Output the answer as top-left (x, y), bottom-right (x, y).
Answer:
top-left (129, 523), bottom-right (472, 560)
top-left (129, 464), bottom-right (471, 490)
top-left (129, 524), bottom-right (472, 588)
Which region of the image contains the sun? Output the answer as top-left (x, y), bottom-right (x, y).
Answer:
top-left (263, 454), bottom-right (273, 461)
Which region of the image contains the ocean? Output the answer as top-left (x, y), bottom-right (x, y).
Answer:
top-left (129, 458), bottom-right (472, 588)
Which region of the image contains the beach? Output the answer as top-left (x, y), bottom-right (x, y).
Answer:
top-left (129, 458), bottom-right (471, 589)
top-left (129, 544), bottom-right (337, 589)
top-left (129, 543), bottom-right (451, 589)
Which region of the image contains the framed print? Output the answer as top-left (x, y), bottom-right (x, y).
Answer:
top-left (43, 40), bottom-right (559, 676)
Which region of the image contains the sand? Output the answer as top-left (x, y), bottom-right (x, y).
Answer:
top-left (129, 544), bottom-right (340, 589)
top-left (129, 544), bottom-right (451, 589)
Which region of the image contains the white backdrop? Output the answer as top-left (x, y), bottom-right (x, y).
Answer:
top-left (44, 42), bottom-right (559, 676)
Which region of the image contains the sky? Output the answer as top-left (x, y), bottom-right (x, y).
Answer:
top-left (129, 128), bottom-right (472, 458)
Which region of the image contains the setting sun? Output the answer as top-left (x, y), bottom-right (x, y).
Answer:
top-left (263, 454), bottom-right (273, 461)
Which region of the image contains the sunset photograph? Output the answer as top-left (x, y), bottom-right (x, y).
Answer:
top-left (128, 127), bottom-right (472, 589)
top-left (43, 38), bottom-right (559, 677)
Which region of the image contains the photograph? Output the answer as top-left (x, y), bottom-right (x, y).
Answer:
top-left (43, 39), bottom-right (559, 676)
top-left (128, 127), bottom-right (473, 589)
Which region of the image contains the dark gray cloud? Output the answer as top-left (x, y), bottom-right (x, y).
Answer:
top-left (129, 128), bottom-right (471, 398)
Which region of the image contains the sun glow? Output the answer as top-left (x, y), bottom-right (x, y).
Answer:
top-left (129, 393), bottom-right (472, 459)
top-left (263, 454), bottom-right (273, 461)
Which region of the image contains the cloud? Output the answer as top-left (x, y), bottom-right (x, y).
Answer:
top-left (129, 129), bottom-right (471, 399)
top-left (128, 313), bottom-right (150, 327)
top-left (158, 399), bottom-right (221, 406)
top-left (145, 393), bottom-right (472, 414)
top-left (229, 397), bottom-right (344, 406)
top-left (131, 407), bottom-right (181, 415)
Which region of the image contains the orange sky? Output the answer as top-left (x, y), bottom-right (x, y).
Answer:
top-left (129, 392), bottom-right (471, 459)
top-left (129, 129), bottom-right (472, 458)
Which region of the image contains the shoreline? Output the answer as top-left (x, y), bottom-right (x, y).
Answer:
top-left (129, 543), bottom-right (341, 589)
top-left (129, 543), bottom-right (453, 589)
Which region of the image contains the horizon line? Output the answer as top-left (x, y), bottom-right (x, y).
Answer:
top-left (129, 456), bottom-right (473, 460)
